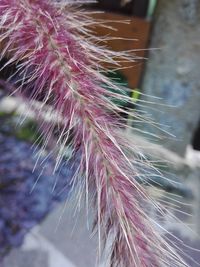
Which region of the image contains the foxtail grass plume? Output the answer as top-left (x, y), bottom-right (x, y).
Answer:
top-left (0, 1), bottom-right (190, 266)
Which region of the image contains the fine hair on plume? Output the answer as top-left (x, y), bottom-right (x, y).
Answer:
top-left (0, 1), bottom-right (196, 266)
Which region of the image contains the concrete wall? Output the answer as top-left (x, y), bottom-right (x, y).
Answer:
top-left (140, 0), bottom-right (200, 156)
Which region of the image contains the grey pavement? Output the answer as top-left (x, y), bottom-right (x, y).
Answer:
top-left (2, 200), bottom-right (101, 267)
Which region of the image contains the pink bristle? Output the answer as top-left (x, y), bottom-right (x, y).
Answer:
top-left (0, 1), bottom-right (189, 266)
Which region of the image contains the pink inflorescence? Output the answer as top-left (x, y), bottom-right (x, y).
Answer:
top-left (0, 1), bottom-right (188, 266)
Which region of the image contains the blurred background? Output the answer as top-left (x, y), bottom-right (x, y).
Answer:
top-left (0, 1), bottom-right (200, 266)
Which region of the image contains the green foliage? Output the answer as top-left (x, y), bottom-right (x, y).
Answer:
top-left (0, 112), bottom-right (42, 145)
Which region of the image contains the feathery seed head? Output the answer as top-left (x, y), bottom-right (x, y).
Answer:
top-left (0, 1), bottom-right (191, 266)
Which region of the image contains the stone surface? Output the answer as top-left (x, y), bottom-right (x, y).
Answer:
top-left (140, 0), bottom-right (200, 156)
top-left (39, 200), bottom-right (98, 267)
top-left (2, 250), bottom-right (49, 267)
top-left (2, 202), bottom-right (101, 267)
